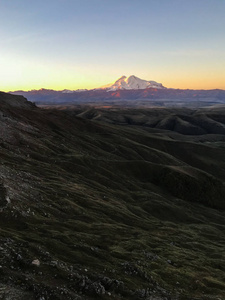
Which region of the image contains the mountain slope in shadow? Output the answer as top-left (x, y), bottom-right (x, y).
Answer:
top-left (0, 92), bottom-right (225, 299)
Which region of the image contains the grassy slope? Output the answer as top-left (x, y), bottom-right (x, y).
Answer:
top-left (0, 93), bottom-right (225, 299)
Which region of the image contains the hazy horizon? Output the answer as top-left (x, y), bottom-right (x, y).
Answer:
top-left (7, 74), bottom-right (225, 93)
top-left (0, 0), bottom-right (225, 92)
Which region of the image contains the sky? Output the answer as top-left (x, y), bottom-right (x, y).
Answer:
top-left (0, 0), bottom-right (224, 91)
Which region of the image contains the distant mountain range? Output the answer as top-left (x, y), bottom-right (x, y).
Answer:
top-left (10, 75), bottom-right (225, 108)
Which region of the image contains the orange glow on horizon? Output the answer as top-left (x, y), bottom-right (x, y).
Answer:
top-left (1, 74), bottom-right (225, 92)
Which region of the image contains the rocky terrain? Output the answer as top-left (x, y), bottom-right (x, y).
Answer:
top-left (0, 91), bottom-right (225, 299)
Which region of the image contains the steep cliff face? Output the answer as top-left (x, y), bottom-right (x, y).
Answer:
top-left (0, 92), bottom-right (225, 299)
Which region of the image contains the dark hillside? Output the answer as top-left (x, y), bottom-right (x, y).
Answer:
top-left (1, 93), bottom-right (225, 299)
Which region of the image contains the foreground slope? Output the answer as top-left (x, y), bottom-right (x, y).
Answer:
top-left (0, 92), bottom-right (225, 299)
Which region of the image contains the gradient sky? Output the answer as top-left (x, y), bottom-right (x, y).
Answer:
top-left (0, 0), bottom-right (224, 91)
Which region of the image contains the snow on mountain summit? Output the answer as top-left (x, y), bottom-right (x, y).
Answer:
top-left (99, 75), bottom-right (166, 91)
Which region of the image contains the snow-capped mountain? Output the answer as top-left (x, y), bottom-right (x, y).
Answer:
top-left (99, 75), bottom-right (166, 91)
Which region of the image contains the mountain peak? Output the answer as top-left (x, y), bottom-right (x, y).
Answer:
top-left (116, 75), bottom-right (127, 82)
top-left (100, 75), bottom-right (166, 91)
top-left (128, 75), bottom-right (137, 79)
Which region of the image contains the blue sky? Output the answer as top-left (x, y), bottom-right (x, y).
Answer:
top-left (0, 0), bottom-right (224, 90)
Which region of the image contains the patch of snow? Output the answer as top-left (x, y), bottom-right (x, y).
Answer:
top-left (62, 89), bottom-right (88, 93)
